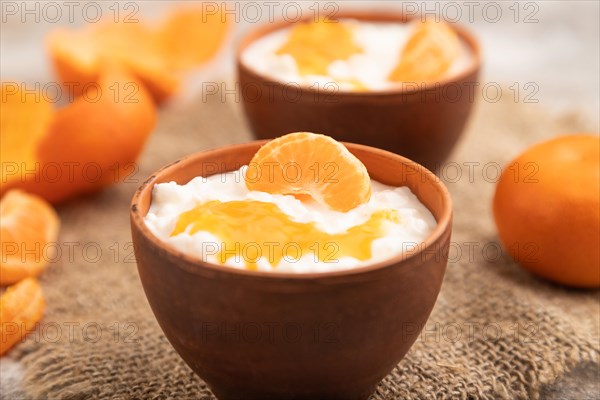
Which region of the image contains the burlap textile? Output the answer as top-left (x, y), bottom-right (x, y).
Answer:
top-left (1, 92), bottom-right (599, 400)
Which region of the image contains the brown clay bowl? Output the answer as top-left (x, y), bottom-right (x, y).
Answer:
top-left (236, 11), bottom-right (481, 171)
top-left (130, 141), bottom-right (452, 400)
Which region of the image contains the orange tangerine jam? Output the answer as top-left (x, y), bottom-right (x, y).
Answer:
top-left (276, 19), bottom-right (362, 76)
top-left (171, 200), bottom-right (400, 270)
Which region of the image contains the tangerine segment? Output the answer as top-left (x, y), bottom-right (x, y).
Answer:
top-left (276, 19), bottom-right (362, 76)
top-left (245, 132), bottom-right (371, 212)
top-left (494, 134), bottom-right (600, 288)
top-left (157, 6), bottom-right (231, 71)
top-left (1, 68), bottom-right (156, 203)
top-left (0, 190), bottom-right (60, 285)
top-left (389, 20), bottom-right (461, 83)
top-left (47, 22), bottom-right (179, 104)
top-left (0, 83), bottom-right (54, 188)
top-left (0, 278), bottom-right (45, 355)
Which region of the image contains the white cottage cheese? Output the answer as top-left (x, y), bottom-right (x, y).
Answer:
top-left (242, 19), bottom-right (472, 91)
top-left (144, 166), bottom-right (436, 273)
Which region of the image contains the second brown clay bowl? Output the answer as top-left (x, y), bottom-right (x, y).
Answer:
top-left (236, 11), bottom-right (481, 171)
top-left (130, 141), bottom-right (452, 400)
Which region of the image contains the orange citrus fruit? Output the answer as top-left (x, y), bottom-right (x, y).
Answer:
top-left (1, 68), bottom-right (156, 203)
top-left (0, 190), bottom-right (60, 285)
top-left (0, 278), bottom-right (45, 355)
top-left (245, 132), bottom-right (371, 212)
top-left (493, 134), bottom-right (600, 288)
top-left (389, 20), bottom-right (461, 83)
top-left (157, 6), bottom-right (231, 71)
top-left (47, 6), bottom-right (230, 104)
top-left (48, 22), bottom-right (179, 104)
top-left (0, 82), bottom-right (54, 179)
top-left (276, 19), bottom-right (362, 76)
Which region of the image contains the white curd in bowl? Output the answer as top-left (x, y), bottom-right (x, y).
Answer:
top-left (241, 19), bottom-right (473, 92)
top-left (144, 166), bottom-right (436, 273)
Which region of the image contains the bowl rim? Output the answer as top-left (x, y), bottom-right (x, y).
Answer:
top-left (130, 140), bottom-right (453, 280)
top-left (235, 10), bottom-right (481, 96)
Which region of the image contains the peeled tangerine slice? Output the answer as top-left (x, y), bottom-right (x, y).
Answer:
top-left (0, 190), bottom-right (60, 285)
top-left (389, 20), bottom-right (462, 83)
top-left (276, 19), bottom-right (362, 76)
top-left (0, 278), bottom-right (45, 355)
top-left (245, 132), bottom-right (371, 212)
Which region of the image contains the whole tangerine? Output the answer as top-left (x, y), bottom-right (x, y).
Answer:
top-left (1, 68), bottom-right (156, 203)
top-left (493, 134), bottom-right (600, 288)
